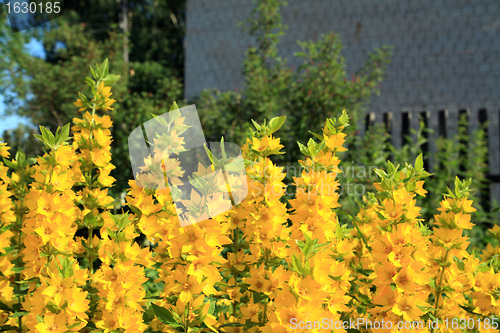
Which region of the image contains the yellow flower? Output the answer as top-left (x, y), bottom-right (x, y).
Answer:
top-left (66, 288), bottom-right (90, 321)
top-left (90, 148), bottom-right (112, 167)
top-left (383, 198), bottom-right (403, 220)
top-left (393, 266), bottom-right (417, 293)
top-left (73, 98), bottom-right (87, 112)
top-left (372, 286), bottom-right (397, 311)
top-left (415, 180), bottom-right (428, 196)
top-left (94, 81), bottom-right (116, 112)
top-left (35, 312), bottom-right (68, 333)
top-left (392, 295), bottom-right (426, 321)
top-left (251, 136), bottom-right (283, 154)
top-left (95, 310), bottom-right (120, 333)
top-left (174, 271), bottom-right (202, 303)
top-left (0, 142), bottom-right (10, 158)
top-left (480, 243), bottom-right (499, 262)
top-left (325, 132), bottom-right (347, 151)
top-left (41, 274), bottom-right (73, 307)
top-left (244, 266), bottom-right (270, 293)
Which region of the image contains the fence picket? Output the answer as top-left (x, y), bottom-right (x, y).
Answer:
top-left (364, 108), bottom-right (500, 208)
top-left (420, 111), bottom-right (430, 171)
top-left (427, 110), bottom-right (439, 173)
top-left (438, 110), bottom-right (448, 138)
top-left (392, 111), bottom-right (402, 149)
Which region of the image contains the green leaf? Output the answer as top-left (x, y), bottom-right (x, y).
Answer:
top-left (84, 77), bottom-right (95, 87)
top-left (127, 205), bottom-right (143, 219)
top-left (309, 130), bottom-right (323, 141)
top-left (268, 116), bottom-right (286, 134)
top-left (375, 210), bottom-right (386, 221)
top-left (90, 66), bottom-right (98, 80)
top-left (77, 91), bottom-right (90, 106)
top-left (14, 149), bottom-right (26, 166)
top-left (337, 210), bottom-right (353, 222)
top-left (169, 101), bottom-right (179, 111)
top-left (417, 305), bottom-right (439, 312)
top-left (354, 267), bottom-right (373, 277)
top-left (151, 303), bottom-right (180, 327)
top-left (386, 160), bottom-right (396, 175)
top-left (207, 301), bottom-right (216, 315)
top-left (39, 126), bottom-right (56, 149)
top-left (452, 256), bottom-right (465, 270)
top-left (338, 110), bottom-right (350, 127)
top-left (2, 158), bottom-right (16, 169)
top-left (203, 143), bottom-right (217, 168)
top-left (10, 311), bottom-right (28, 318)
top-left (291, 254), bottom-right (304, 275)
top-left (221, 323), bottom-right (244, 327)
top-left (102, 74), bottom-right (121, 87)
top-left (54, 123), bottom-right (71, 148)
top-left (415, 153), bottom-right (424, 171)
top-left (252, 292), bottom-right (269, 304)
top-left (11, 266), bottom-right (25, 273)
top-left (381, 178), bottom-right (392, 191)
top-left (477, 263), bottom-right (490, 273)
top-left (297, 142), bottom-right (310, 157)
top-left (101, 58), bottom-right (109, 78)
top-left (251, 119), bottom-right (262, 131)
top-left (0, 301), bottom-right (12, 312)
top-left (373, 168), bottom-right (387, 179)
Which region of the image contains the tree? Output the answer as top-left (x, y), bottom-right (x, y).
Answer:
top-left (195, 0), bottom-right (392, 163)
top-left (0, 0), bottom-right (185, 197)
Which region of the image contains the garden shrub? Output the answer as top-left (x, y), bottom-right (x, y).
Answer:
top-left (335, 114), bottom-right (498, 253)
top-left (0, 61), bottom-right (500, 333)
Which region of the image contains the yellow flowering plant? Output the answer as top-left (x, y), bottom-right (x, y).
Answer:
top-left (0, 60), bottom-right (499, 333)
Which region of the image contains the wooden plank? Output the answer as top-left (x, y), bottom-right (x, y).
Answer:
top-left (392, 111), bottom-right (403, 149)
top-left (446, 109), bottom-right (458, 140)
top-left (477, 109), bottom-right (492, 210)
top-left (438, 110), bottom-right (448, 138)
top-left (490, 183), bottom-right (500, 217)
top-left (488, 109), bottom-right (500, 175)
top-left (357, 113), bottom-right (365, 137)
top-left (401, 111), bottom-right (411, 146)
top-left (383, 112), bottom-right (393, 135)
top-left (383, 112), bottom-right (393, 160)
top-left (409, 110), bottom-right (420, 146)
top-left (365, 112), bottom-right (376, 132)
top-left (427, 110), bottom-right (439, 173)
top-left (419, 111), bottom-right (431, 172)
top-left (488, 109), bottom-right (500, 206)
top-left (458, 109), bottom-right (469, 176)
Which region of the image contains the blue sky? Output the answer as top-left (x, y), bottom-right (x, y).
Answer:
top-left (0, 37), bottom-right (45, 136)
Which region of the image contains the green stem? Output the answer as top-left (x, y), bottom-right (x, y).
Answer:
top-left (352, 218), bottom-right (372, 254)
top-left (15, 169), bottom-right (26, 333)
top-left (260, 301), bottom-right (268, 324)
top-left (16, 231), bottom-right (22, 333)
top-left (88, 227), bottom-right (94, 273)
top-left (85, 98), bottom-right (98, 274)
top-left (183, 304), bottom-right (190, 332)
top-left (431, 248), bottom-right (450, 333)
top-left (232, 227), bottom-right (240, 316)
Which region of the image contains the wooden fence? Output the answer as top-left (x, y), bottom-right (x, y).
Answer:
top-left (360, 108), bottom-right (500, 208)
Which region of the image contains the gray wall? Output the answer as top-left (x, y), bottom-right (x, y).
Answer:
top-left (185, 0), bottom-right (500, 114)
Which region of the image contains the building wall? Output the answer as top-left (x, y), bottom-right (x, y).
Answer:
top-left (185, 0), bottom-right (500, 114)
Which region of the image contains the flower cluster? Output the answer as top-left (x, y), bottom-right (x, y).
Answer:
top-left (0, 60), bottom-right (499, 333)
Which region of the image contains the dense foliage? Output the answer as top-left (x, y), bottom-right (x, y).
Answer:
top-left (0, 0), bottom-right (185, 196)
top-left (196, 0), bottom-right (392, 163)
top-left (0, 61), bottom-right (499, 333)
